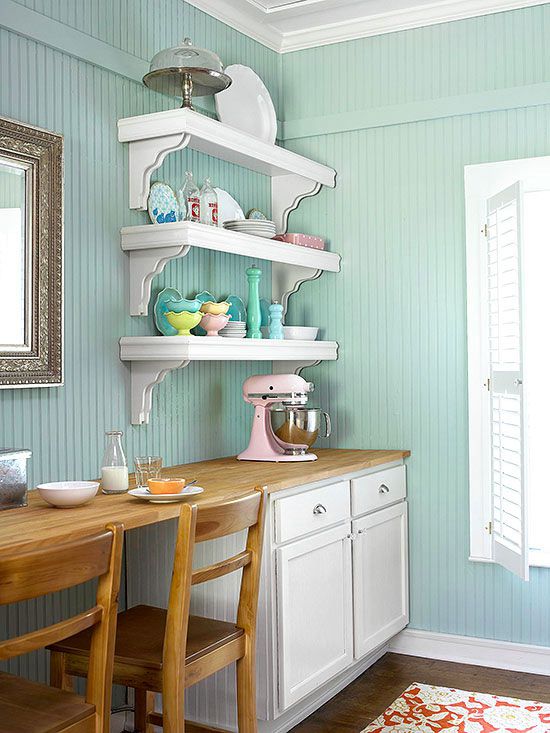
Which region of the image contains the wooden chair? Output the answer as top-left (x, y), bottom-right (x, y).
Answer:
top-left (50, 488), bottom-right (266, 733)
top-left (0, 522), bottom-right (124, 733)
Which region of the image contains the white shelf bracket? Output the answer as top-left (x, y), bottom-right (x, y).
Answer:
top-left (272, 173), bottom-right (322, 234)
top-left (272, 262), bottom-right (322, 318)
top-left (129, 359), bottom-right (190, 425)
top-left (128, 244), bottom-right (191, 316)
top-left (272, 359), bottom-right (321, 376)
top-left (128, 132), bottom-right (191, 210)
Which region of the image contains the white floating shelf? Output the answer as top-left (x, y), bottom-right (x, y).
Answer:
top-left (117, 109), bottom-right (336, 233)
top-left (119, 336), bottom-right (339, 425)
top-left (121, 221), bottom-right (341, 315)
top-left (118, 108), bottom-right (336, 211)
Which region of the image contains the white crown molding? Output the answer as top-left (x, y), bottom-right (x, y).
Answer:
top-left (390, 628), bottom-right (550, 676)
top-left (185, 0), bottom-right (283, 51)
top-left (186, 0), bottom-right (548, 53)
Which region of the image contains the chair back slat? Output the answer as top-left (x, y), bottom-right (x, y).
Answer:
top-left (162, 489), bottom-right (265, 717)
top-left (0, 522), bottom-right (124, 733)
top-left (0, 606), bottom-right (102, 660)
top-left (192, 550), bottom-right (252, 586)
top-left (194, 492), bottom-right (262, 543)
top-left (0, 530), bottom-right (113, 605)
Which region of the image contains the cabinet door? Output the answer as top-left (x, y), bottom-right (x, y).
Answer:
top-left (276, 523), bottom-right (354, 711)
top-left (353, 502), bottom-right (409, 659)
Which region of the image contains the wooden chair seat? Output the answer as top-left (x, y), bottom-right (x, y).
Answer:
top-left (52, 604), bottom-right (245, 672)
top-left (49, 494), bottom-right (265, 732)
top-left (0, 670), bottom-right (95, 733)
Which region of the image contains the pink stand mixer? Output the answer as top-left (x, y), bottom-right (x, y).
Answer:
top-left (238, 374), bottom-right (331, 462)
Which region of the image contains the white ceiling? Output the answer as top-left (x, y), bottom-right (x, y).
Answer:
top-left (186, 0), bottom-right (547, 52)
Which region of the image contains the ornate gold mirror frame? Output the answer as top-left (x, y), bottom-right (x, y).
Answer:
top-left (0, 116), bottom-right (63, 387)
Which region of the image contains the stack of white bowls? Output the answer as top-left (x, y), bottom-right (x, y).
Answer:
top-left (223, 219), bottom-right (277, 239)
top-left (220, 320), bottom-right (247, 338)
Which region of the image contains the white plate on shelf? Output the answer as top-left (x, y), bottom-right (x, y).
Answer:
top-left (128, 486), bottom-right (204, 503)
top-left (214, 188), bottom-right (244, 224)
top-left (215, 64), bottom-right (277, 144)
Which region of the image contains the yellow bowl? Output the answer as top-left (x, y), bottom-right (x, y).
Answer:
top-left (199, 301), bottom-right (230, 315)
top-left (165, 310), bottom-right (203, 336)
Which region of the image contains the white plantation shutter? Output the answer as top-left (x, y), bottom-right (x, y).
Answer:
top-left (486, 182), bottom-right (528, 580)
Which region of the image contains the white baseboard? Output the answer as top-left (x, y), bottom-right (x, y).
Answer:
top-left (389, 628), bottom-right (550, 676)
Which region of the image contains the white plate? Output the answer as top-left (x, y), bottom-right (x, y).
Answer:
top-left (224, 219), bottom-right (275, 226)
top-left (128, 486), bottom-right (204, 503)
top-left (215, 65), bottom-right (277, 144)
top-left (214, 188), bottom-right (244, 224)
top-left (224, 222), bottom-right (276, 230)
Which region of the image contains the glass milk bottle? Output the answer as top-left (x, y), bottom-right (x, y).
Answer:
top-left (101, 431), bottom-right (129, 494)
top-left (179, 171), bottom-right (201, 223)
top-left (200, 177), bottom-right (218, 226)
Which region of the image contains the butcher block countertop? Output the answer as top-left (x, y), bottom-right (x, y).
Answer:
top-left (0, 449), bottom-right (410, 552)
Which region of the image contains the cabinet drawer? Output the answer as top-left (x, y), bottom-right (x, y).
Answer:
top-left (275, 481), bottom-right (351, 544)
top-left (351, 465), bottom-right (406, 517)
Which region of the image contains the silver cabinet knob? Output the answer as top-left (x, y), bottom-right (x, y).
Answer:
top-left (514, 378), bottom-right (523, 387)
top-left (313, 503), bottom-right (327, 515)
top-left (379, 484), bottom-right (390, 494)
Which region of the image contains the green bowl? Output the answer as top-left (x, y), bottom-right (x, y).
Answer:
top-left (165, 310), bottom-right (203, 336)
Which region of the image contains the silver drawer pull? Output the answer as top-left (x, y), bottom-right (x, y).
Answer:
top-left (313, 503), bottom-right (327, 515)
top-left (379, 484), bottom-right (390, 494)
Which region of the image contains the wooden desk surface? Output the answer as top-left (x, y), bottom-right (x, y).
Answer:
top-left (0, 449), bottom-right (409, 552)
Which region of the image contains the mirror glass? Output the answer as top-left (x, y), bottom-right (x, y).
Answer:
top-left (0, 157), bottom-right (29, 351)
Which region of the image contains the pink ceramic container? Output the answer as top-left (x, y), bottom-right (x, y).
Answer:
top-left (200, 312), bottom-right (230, 336)
top-left (273, 233), bottom-right (325, 250)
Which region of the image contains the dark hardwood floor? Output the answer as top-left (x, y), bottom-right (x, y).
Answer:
top-left (291, 652), bottom-right (550, 732)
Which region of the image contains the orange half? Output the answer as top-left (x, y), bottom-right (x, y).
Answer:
top-left (147, 478), bottom-right (187, 495)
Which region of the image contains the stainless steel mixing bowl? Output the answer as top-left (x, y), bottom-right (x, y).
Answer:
top-left (270, 407), bottom-right (331, 455)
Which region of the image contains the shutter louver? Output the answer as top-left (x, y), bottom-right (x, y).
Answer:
top-left (486, 182), bottom-right (528, 580)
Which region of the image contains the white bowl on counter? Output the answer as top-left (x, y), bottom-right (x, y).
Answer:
top-left (37, 481), bottom-right (99, 508)
top-left (283, 326), bottom-right (319, 341)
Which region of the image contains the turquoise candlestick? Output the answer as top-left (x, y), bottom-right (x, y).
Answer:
top-left (246, 265), bottom-right (262, 339)
top-left (268, 302), bottom-right (284, 339)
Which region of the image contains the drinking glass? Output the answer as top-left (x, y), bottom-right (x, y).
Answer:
top-left (134, 456), bottom-right (162, 488)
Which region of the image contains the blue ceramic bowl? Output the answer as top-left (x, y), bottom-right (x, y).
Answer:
top-left (154, 288), bottom-right (202, 336)
top-left (165, 296), bottom-right (202, 314)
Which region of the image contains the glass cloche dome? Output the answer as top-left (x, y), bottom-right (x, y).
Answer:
top-left (143, 38), bottom-right (232, 109)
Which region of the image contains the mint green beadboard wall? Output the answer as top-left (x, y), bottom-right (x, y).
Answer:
top-left (282, 5), bottom-right (550, 647)
top-left (0, 0), bottom-right (279, 684)
top-left (0, 0), bottom-right (280, 485)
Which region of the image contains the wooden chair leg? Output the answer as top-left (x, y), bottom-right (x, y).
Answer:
top-left (50, 651), bottom-right (74, 692)
top-left (236, 644), bottom-right (257, 733)
top-left (162, 690), bottom-right (186, 733)
top-left (134, 688), bottom-right (155, 733)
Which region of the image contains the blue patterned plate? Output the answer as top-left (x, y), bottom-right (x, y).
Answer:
top-left (148, 182), bottom-right (179, 224)
top-left (260, 298), bottom-right (270, 327)
top-left (226, 294), bottom-right (247, 322)
top-left (154, 288), bottom-right (202, 336)
top-left (246, 208), bottom-right (268, 220)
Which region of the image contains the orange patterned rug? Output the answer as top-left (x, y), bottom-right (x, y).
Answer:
top-left (363, 683), bottom-right (550, 732)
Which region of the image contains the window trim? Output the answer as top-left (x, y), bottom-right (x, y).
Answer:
top-left (465, 156), bottom-right (550, 570)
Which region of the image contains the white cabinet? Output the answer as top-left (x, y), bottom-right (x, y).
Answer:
top-left (276, 522), bottom-right (354, 711)
top-left (352, 502), bottom-right (409, 659)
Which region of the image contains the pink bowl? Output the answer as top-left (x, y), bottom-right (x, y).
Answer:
top-left (200, 312), bottom-right (230, 336)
